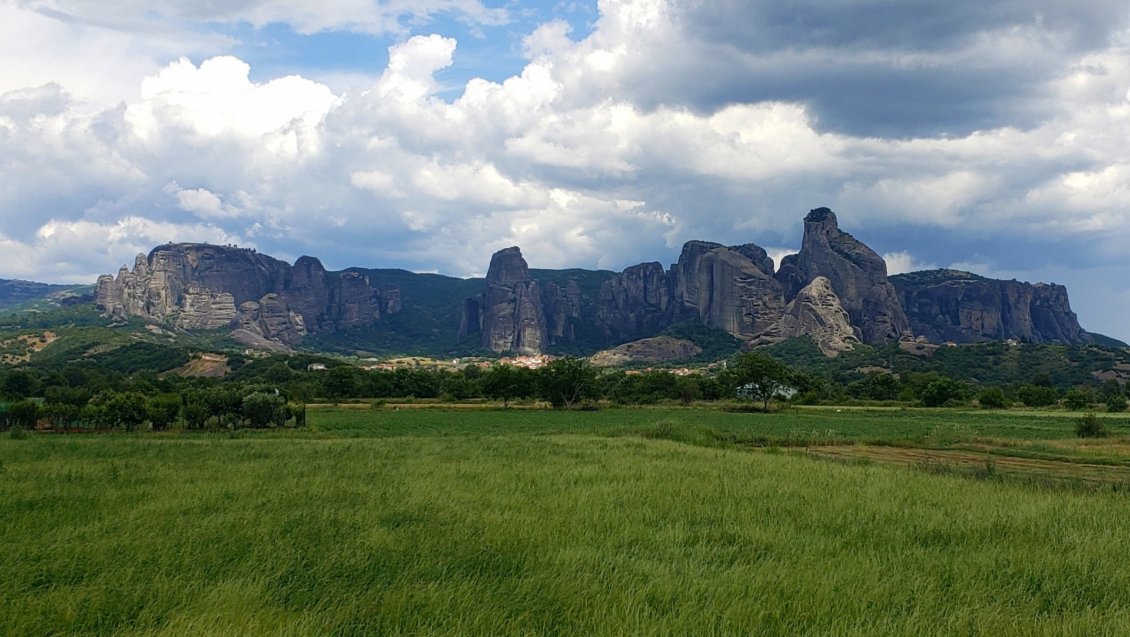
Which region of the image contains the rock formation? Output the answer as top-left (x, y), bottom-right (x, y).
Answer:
top-left (478, 247), bottom-right (548, 355)
top-left (775, 208), bottom-right (909, 344)
top-left (96, 209), bottom-right (1097, 356)
top-left (752, 277), bottom-right (860, 356)
top-left (590, 336), bottom-right (703, 366)
top-left (669, 241), bottom-right (786, 339)
top-left (891, 269), bottom-right (1093, 344)
top-left (596, 262), bottom-right (672, 340)
top-left (95, 243), bottom-right (394, 349)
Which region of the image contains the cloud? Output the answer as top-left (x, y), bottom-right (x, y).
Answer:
top-left (3, 0), bottom-right (1130, 341)
top-left (17, 0), bottom-right (509, 36)
top-left (882, 251), bottom-right (937, 276)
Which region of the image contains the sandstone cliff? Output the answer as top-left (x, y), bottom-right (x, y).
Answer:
top-left (752, 277), bottom-right (860, 356)
top-left (891, 269), bottom-right (1093, 344)
top-left (776, 208), bottom-right (909, 344)
top-left (669, 241), bottom-right (785, 339)
top-left (96, 209), bottom-right (1097, 357)
top-left (95, 243), bottom-right (394, 349)
top-left (478, 247), bottom-right (548, 355)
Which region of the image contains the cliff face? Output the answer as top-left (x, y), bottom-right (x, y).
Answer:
top-left (776, 208), bottom-right (909, 344)
top-left (96, 209), bottom-right (1096, 355)
top-left (669, 241), bottom-right (786, 339)
top-left (479, 247), bottom-right (548, 355)
top-left (95, 243), bottom-right (393, 349)
top-left (751, 276), bottom-right (860, 356)
top-left (891, 270), bottom-right (1093, 344)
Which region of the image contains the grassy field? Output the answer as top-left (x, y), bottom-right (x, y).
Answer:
top-left (4, 406), bottom-right (1130, 635)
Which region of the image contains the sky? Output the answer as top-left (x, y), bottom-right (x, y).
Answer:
top-left (3, 0), bottom-right (1130, 341)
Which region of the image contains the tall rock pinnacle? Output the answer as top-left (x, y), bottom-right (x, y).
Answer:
top-left (775, 207), bottom-right (909, 344)
top-left (480, 247), bottom-right (548, 355)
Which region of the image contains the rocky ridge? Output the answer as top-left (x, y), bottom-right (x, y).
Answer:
top-left (891, 269), bottom-right (1092, 345)
top-left (95, 243), bottom-right (396, 349)
top-left (95, 210), bottom-right (1097, 356)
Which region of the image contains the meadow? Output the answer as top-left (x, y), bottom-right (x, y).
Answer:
top-left (4, 406), bottom-right (1130, 635)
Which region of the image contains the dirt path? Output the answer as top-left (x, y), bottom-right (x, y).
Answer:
top-left (804, 445), bottom-right (1130, 484)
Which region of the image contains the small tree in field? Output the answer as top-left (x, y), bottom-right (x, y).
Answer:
top-left (538, 357), bottom-right (598, 409)
top-left (977, 387), bottom-right (1008, 409)
top-left (730, 352), bottom-right (794, 410)
top-left (147, 394), bottom-right (182, 431)
top-left (481, 364), bottom-right (535, 408)
top-left (242, 391), bottom-right (287, 428)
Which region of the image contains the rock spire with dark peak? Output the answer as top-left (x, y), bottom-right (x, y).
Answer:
top-left (775, 207), bottom-right (909, 344)
top-left (480, 247), bottom-right (548, 354)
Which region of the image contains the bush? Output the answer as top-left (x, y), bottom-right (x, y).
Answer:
top-left (1075, 412), bottom-right (1109, 438)
top-left (920, 377), bottom-right (968, 408)
top-left (1064, 388), bottom-right (1093, 411)
top-left (242, 391), bottom-right (287, 428)
top-left (1017, 384), bottom-right (1059, 408)
top-left (1106, 394), bottom-right (1127, 413)
top-left (977, 387), bottom-right (1008, 409)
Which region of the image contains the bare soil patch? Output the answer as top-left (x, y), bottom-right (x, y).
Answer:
top-left (804, 444), bottom-right (1130, 484)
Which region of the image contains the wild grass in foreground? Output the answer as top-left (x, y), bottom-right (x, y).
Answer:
top-left (4, 409), bottom-right (1130, 635)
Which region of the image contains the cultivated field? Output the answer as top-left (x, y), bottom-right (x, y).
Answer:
top-left (4, 407), bottom-right (1130, 635)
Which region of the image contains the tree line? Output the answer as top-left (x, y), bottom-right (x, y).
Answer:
top-left (1, 350), bottom-right (1128, 432)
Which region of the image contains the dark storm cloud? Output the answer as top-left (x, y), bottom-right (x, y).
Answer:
top-left (621, 0), bottom-right (1130, 137)
top-left (682, 0), bottom-right (1126, 53)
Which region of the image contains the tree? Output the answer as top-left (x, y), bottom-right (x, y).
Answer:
top-left (242, 391), bottom-right (287, 428)
top-left (5, 399), bottom-right (40, 430)
top-left (481, 364), bottom-right (534, 408)
top-left (919, 377), bottom-right (968, 408)
top-left (322, 366), bottom-right (360, 401)
top-left (538, 357), bottom-right (598, 409)
top-left (1017, 384), bottom-right (1059, 408)
top-left (183, 397), bottom-right (209, 430)
top-left (847, 373), bottom-right (900, 401)
top-left (1106, 393), bottom-right (1127, 413)
top-left (675, 375), bottom-right (701, 406)
top-left (1063, 388), bottom-right (1093, 411)
top-left (147, 393), bottom-right (183, 430)
top-left (976, 387), bottom-right (1008, 409)
top-left (103, 391), bottom-right (148, 431)
top-left (730, 352), bottom-right (794, 410)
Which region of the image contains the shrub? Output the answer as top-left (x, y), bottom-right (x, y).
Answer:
top-left (1106, 394), bottom-right (1127, 413)
top-left (1017, 384), bottom-right (1059, 408)
top-left (1075, 412), bottom-right (1109, 438)
top-left (242, 391), bottom-right (287, 428)
top-left (1064, 388), bottom-right (1093, 411)
top-left (920, 377), bottom-right (968, 407)
top-left (977, 387), bottom-right (1008, 409)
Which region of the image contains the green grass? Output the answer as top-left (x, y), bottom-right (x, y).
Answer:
top-left (5, 408), bottom-right (1130, 635)
top-left (310, 405), bottom-right (1118, 445)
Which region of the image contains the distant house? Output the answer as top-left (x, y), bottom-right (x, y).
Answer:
top-left (307, 363), bottom-right (327, 371)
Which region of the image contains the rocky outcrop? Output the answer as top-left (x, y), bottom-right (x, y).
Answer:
top-left (891, 269), bottom-right (1093, 344)
top-left (236, 294), bottom-right (306, 346)
top-left (542, 279), bottom-right (582, 345)
top-left (590, 336), bottom-right (702, 366)
top-left (776, 208), bottom-right (909, 344)
top-left (752, 277), bottom-right (859, 356)
top-left (596, 262), bottom-right (672, 340)
top-left (479, 247), bottom-right (548, 355)
top-left (95, 209), bottom-right (1099, 356)
top-left (670, 241), bottom-right (786, 339)
top-left (176, 282), bottom-right (237, 330)
top-left (95, 243), bottom-right (394, 349)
